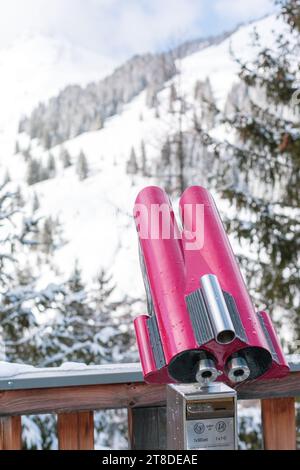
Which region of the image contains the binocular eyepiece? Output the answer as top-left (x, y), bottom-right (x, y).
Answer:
top-left (195, 357), bottom-right (219, 387)
top-left (226, 356), bottom-right (251, 384)
top-left (195, 354), bottom-right (250, 387)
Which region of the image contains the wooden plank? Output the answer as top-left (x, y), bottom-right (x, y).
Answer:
top-left (0, 371), bottom-right (299, 417)
top-left (128, 407), bottom-right (166, 450)
top-left (261, 398), bottom-right (296, 450)
top-left (0, 383), bottom-right (166, 417)
top-left (0, 416), bottom-right (22, 450)
top-left (57, 412), bottom-right (94, 450)
top-left (236, 371), bottom-right (300, 400)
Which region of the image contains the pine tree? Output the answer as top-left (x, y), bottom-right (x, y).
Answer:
top-left (155, 104), bottom-right (160, 119)
top-left (163, 57), bottom-right (190, 194)
top-left (196, 0), bottom-right (300, 346)
top-left (76, 150), bottom-right (89, 181)
top-left (68, 260), bottom-right (84, 293)
top-left (43, 128), bottom-right (52, 150)
top-left (156, 137), bottom-right (176, 194)
top-left (89, 269), bottom-right (135, 364)
top-left (37, 263), bottom-right (92, 365)
top-left (4, 170), bottom-right (10, 184)
top-left (47, 154), bottom-right (56, 178)
top-left (126, 147), bottom-right (138, 175)
top-left (15, 186), bottom-right (25, 208)
top-left (22, 145), bottom-right (31, 162)
top-left (194, 78), bottom-right (217, 130)
top-left (32, 265), bottom-right (136, 449)
top-left (60, 147), bottom-right (72, 169)
top-left (15, 141), bottom-right (20, 155)
top-left (140, 140), bottom-right (148, 176)
top-left (93, 115), bottom-right (103, 131)
top-left (38, 216), bottom-right (64, 259)
top-left (161, 138), bottom-right (171, 167)
top-left (0, 180), bottom-right (63, 363)
top-left (40, 217), bottom-right (55, 256)
top-left (169, 83), bottom-right (177, 113)
top-left (27, 158), bottom-right (41, 185)
top-left (39, 164), bottom-right (51, 182)
top-left (32, 192), bottom-right (40, 212)
top-left (37, 263), bottom-right (135, 367)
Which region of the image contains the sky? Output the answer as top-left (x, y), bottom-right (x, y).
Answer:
top-left (0, 0), bottom-right (276, 61)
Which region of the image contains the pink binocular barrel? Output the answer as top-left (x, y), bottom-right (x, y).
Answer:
top-left (134, 187), bottom-right (198, 374)
top-left (179, 186), bottom-right (266, 348)
top-left (179, 186), bottom-right (289, 380)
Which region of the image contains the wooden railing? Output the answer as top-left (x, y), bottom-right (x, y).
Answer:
top-left (0, 358), bottom-right (299, 450)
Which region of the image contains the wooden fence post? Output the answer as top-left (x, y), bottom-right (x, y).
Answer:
top-left (128, 406), bottom-right (166, 450)
top-left (0, 416), bottom-right (22, 450)
top-left (261, 397), bottom-right (296, 450)
top-left (57, 411), bottom-right (94, 450)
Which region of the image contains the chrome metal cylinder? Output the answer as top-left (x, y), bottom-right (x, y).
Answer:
top-left (195, 358), bottom-right (219, 386)
top-left (201, 274), bottom-right (236, 344)
top-left (226, 356), bottom-right (250, 384)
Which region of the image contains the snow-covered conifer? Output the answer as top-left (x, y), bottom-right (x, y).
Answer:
top-left (126, 147), bottom-right (138, 175)
top-left (76, 150), bottom-right (89, 181)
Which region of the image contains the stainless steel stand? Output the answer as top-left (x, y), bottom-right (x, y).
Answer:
top-left (167, 383), bottom-right (238, 450)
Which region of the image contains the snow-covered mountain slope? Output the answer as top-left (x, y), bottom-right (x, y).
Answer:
top-left (0, 33), bottom-right (116, 157)
top-left (1, 14), bottom-right (290, 300)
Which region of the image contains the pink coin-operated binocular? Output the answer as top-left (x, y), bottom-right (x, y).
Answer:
top-left (133, 186), bottom-right (289, 386)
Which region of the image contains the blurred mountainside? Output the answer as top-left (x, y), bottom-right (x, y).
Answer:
top-left (18, 28), bottom-right (235, 148)
top-left (0, 13), bottom-right (289, 300)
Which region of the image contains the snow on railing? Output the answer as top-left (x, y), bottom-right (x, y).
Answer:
top-left (0, 356), bottom-right (299, 391)
top-left (0, 362), bottom-right (143, 390)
